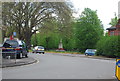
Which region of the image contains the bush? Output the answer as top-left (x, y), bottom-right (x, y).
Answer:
top-left (96, 36), bottom-right (120, 58)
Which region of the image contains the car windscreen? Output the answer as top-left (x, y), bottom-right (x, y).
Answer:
top-left (3, 40), bottom-right (18, 48)
top-left (38, 46), bottom-right (44, 49)
top-left (86, 49), bottom-right (96, 53)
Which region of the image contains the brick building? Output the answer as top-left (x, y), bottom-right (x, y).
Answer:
top-left (106, 19), bottom-right (120, 36)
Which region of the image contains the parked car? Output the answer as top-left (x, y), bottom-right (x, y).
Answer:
top-left (85, 49), bottom-right (97, 56)
top-left (2, 39), bottom-right (28, 59)
top-left (32, 46), bottom-right (45, 54)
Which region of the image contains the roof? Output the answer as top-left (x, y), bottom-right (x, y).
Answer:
top-left (106, 27), bottom-right (116, 30)
top-left (4, 38), bottom-right (19, 42)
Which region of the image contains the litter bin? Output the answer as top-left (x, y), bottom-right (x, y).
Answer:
top-left (116, 59), bottom-right (120, 81)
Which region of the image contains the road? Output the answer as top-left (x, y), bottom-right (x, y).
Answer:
top-left (2, 53), bottom-right (117, 79)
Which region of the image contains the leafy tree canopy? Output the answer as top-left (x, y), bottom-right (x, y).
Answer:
top-left (75, 8), bottom-right (103, 52)
top-left (2, 2), bottom-right (73, 48)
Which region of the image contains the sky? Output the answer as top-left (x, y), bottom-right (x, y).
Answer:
top-left (71, 0), bottom-right (120, 30)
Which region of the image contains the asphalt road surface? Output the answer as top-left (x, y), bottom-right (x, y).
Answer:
top-left (2, 53), bottom-right (117, 79)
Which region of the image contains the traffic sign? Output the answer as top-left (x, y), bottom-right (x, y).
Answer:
top-left (116, 60), bottom-right (120, 68)
top-left (116, 59), bottom-right (120, 81)
top-left (13, 32), bottom-right (16, 36)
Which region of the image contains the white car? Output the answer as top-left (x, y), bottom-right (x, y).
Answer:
top-left (0, 44), bottom-right (2, 47)
top-left (32, 46), bottom-right (45, 54)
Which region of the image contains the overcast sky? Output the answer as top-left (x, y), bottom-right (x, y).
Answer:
top-left (71, 0), bottom-right (120, 30)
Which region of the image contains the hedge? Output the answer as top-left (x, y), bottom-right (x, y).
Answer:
top-left (96, 36), bottom-right (120, 58)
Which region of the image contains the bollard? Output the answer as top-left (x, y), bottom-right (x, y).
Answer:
top-left (116, 59), bottom-right (120, 81)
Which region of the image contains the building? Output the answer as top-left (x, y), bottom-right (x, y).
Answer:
top-left (106, 19), bottom-right (120, 36)
top-left (106, 1), bottom-right (120, 36)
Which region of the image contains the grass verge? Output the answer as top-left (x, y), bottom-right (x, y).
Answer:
top-left (45, 50), bottom-right (82, 54)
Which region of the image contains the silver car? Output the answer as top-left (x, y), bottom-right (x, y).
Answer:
top-left (32, 46), bottom-right (45, 54)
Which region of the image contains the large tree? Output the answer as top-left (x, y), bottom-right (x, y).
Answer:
top-left (2, 2), bottom-right (73, 48)
top-left (75, 8), bottom-right (103, 52)
top-left (109, 13), bottom-right (118, 26)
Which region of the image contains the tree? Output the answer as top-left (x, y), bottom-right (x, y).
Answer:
top-left (2, 2), bottom-right (73, 48)
top-left (31, 18), bottom-right (75, 50)
top-left (75, 8), bottom-right (103, 52)
top-left (109, 13), bottom-right (118, 26)
top-left (96, 36), bottom-right (120, 57)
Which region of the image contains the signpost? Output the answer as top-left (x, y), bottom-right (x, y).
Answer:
top-left (13, 32), bottom-right (16, 37)
top-left (116, 59), bottom-right (120, 81)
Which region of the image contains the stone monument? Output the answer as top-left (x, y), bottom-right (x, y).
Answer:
top-left (56, 39), bottom-right (65, 51)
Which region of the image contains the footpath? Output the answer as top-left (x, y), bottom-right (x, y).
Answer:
top-left (49, 52), bottom-right (116, 61)
top-left (0, 57), bottom-right (37, 68)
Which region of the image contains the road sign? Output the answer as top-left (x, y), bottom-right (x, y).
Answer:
top-left (116, 60), bottom-right (120, 68)
top-left (13, 32), bottom-right (16, 36)
top-left (116, 59), bottom-right (120, 81)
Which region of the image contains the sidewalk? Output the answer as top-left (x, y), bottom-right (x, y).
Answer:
top-left (50, 53), bottom-right (116, 61)
top-left (0, 57), bottom-right (37, 68)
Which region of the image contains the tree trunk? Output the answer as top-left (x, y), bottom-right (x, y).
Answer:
top-left (24, 32), bottom-right (32, 49)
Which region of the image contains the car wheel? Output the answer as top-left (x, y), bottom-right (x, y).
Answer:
top-left (17, 53), bottom-right (22, 59)
top-left (25, 54), bottom-right (28, 58)
top-left (85, 53), bottom-right (88, 56)
top-left (2, 55), bottom-right (6, 59)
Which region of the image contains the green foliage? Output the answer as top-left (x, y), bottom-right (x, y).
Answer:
top-left (96, 36), bottom-right (120, 57)
top-left (2, 2), bottom-right (73, 48)
top-left (109, 13), bottom-right (118, 26)
top-left (31, 30), bottom-right (76, 50)
top-left (62, 35), bottom-right (76, 51)
top-left (31, 32), bottom-right (59, 50)
top-left (75, 8), bottom-right (103, 52)
top-left (31, 17), bottom-right (76, 50)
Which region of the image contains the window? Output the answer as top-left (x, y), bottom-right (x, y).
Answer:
top-left (110, 31), bottom-right (114, 36)
top-left (3, 40), bottom-right (18, 48)
top-left (118, 31), bottom-right (120, 35)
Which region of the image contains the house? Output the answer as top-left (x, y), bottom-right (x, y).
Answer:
top-left (106, 19), bottom-right (120, 36)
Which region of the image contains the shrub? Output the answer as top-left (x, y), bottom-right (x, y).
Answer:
top-left (96, 36), bottom-right (120, 58)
